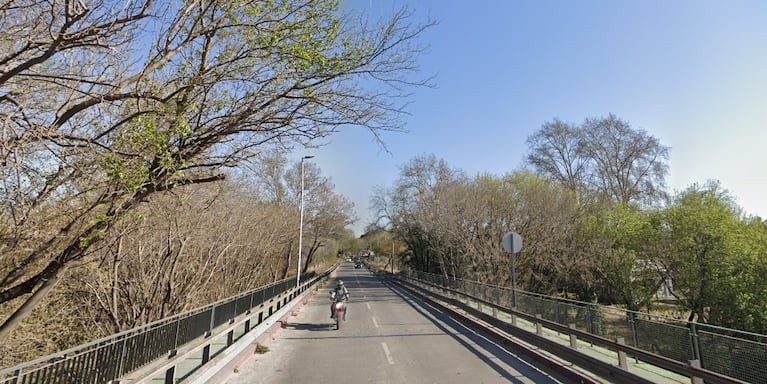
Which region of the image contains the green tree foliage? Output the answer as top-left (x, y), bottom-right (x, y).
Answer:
top-left (585, 204), bottom-right (664, 311)
top-left (0, 0), bottom-right (432, 342)
top-left (722, 218), bottom-right (767, 332)
top-left (383, 153), bottom-right (767, 335)
top-left (663, 181), bottom-right (740, 323)
top-left (661, 181), bottom-right (767, 330)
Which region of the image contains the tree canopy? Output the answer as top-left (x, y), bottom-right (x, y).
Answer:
top-left (380, 144), bottom-right (767, 334)
top-left (0, 0), bottom-right (433, 343)
top-left (526, 114), bottom-right (670, 206)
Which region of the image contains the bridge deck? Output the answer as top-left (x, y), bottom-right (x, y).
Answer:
top-left (221, 263), bottom-right (578, 384)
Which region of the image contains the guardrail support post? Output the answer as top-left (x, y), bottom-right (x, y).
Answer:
top-left (202, 344), bottom-right (211, 364)
top-left (689, 359), bottom-right (703, 384)
top-left (569, 323), bottom-right (577, 349)
top-left (535, 314), bottom-right (543, 336)
top-left (164, 366), bottom-right (175, 384)
top-left (617, 337), bottom-right (628, 370)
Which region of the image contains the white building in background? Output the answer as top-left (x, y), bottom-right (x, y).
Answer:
top-left (633, 259), bottom-right (675, 301)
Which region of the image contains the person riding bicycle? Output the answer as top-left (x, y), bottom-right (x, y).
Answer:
top-left (330, 280), bottom-right (349, 318)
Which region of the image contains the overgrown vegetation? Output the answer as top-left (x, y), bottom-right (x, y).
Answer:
top-left (2, 0), bottom-right (764, 372)
top-left (374, 116), bottom-right (767, 335)
top-left (0, 0), bottom-right (433, 368)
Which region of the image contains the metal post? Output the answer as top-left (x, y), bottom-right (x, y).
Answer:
top-left (569, 324), bottom-right (578, 349)
top-left (535, 314), bottom-right (543, 335)
top-left (629, 312), bottom-right (638, 348)
top-left (391, 240), bottom-right (395, 274)
top-left (173, 320), bottom-right (181, 350)
top-left (117, 337), bottom-right (128, 378)
top-left (297, 155), bottom-right (314, 287)
top-left (617, 337), bottom-right (628, 370)
top-left (502, 232), bottom-right (522, 309)
top-left (690, 359), bottom-right (704, 384)
top-left (164, 366), bottom-right (175, 384)
top-left (202, 345), bottom-right (211, 364)
top-left (690, 322), bottom-right (701, 361)
top-left (511, 251), bottom-right (517, 308)
top-left (208, 306), bottom-right (215, 335)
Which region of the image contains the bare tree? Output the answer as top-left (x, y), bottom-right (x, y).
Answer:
top-left (381, 155), bottom-right (465, 275)
top-left (376, 155), bottom-right (588, 295)
top-left (580, 114), bottom-right (669, 205)
top-left (68, 180), bottom-right (302, 336)
top-left (525, 118), bottom-right (586, 195)
top-left (249, 154), bottom-right (355, 275)
top-left (0, 0), bottom-right (434, 341)
top-left (526, 114), bottom-right (669, 206)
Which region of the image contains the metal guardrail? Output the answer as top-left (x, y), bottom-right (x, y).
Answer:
top-left (402, 271), bottom-right (762, 384)
top-left (0, 269), bottom-right (330, 384)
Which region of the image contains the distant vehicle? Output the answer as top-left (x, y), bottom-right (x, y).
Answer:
top-left (352, 256), bottom-right (361, 263)
top-left (354, 262), bottom-right (361, 269)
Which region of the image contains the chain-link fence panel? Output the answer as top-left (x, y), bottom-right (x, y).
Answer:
top-left (699, 330), bottom-right (767, 384)
top-left (634, 316), bottom-right (693, 362)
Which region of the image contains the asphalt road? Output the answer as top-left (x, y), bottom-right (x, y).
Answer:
top-left (222, 263), bottom-right (576, 384)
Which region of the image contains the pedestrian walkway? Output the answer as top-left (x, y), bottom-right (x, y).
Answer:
top-left (417, 283), bottom-right (695, 384)
top-left (482, 308), bottom-right (689, 383)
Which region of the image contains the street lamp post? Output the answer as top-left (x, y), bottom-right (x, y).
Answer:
top-left (297, 155), bottom-right (314, 287)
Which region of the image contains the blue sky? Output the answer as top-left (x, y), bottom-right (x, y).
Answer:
top-left (306, 0), bottom-right (767, 235)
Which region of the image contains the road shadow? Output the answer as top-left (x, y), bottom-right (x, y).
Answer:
top-left (385, 280), bottom-right (572, 384)
top-left (281, 322), bottom-right (336, 332)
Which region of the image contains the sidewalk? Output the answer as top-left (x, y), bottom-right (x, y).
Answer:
top-left (439, 287), bottom-right (691, 384)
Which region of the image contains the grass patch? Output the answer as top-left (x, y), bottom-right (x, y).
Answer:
top-left (254, 344), bottom-right (269, 354)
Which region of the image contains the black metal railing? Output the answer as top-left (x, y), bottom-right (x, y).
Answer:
top-left (405, 271), bottom-right (767, 384)
top-left (0, 270), bottom-right (326, 384)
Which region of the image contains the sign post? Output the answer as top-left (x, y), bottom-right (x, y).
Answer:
top-left (501, 231), bottom-right (523, 308)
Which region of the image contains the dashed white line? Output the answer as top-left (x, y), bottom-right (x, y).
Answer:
top-left (381, 342), bottom-right (394, 365)
top-left (366, 302), bottom-right (371, 310)
top-left (371, 316), bottom-right (379, 328)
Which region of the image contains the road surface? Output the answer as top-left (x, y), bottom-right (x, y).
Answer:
top-left (222, 263), bottom-right (577, 384)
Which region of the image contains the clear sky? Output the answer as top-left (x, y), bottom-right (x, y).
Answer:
top-left (304, 0), bottom-right (767, 235)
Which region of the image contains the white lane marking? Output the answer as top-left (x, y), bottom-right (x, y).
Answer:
top-left (371, 316), bottom-right (379, 328)
top-left (366, 302), bottom-right (371, 310)
top-left (381, 342), bottom-right (394, 365)
top-left (354, 275), bottom-right (367, 299)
